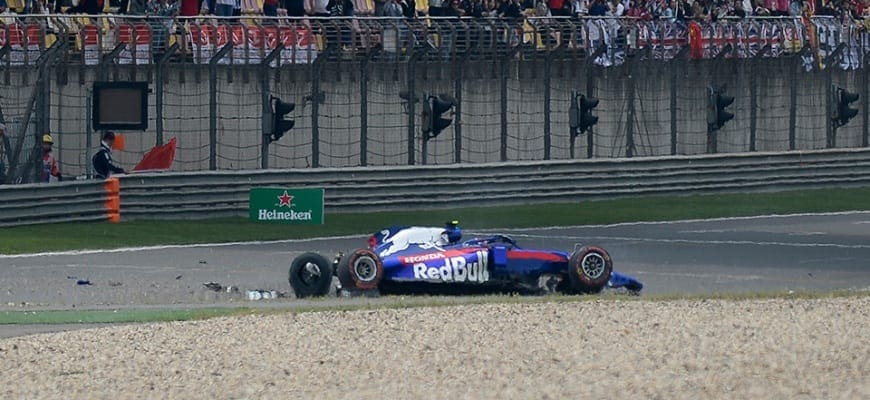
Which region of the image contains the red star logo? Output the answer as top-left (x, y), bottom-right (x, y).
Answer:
top-left (276, 191), bottom-right (294, 208)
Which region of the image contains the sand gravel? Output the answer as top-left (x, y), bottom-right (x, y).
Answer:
top-left (1, 297), bottom-right (868, 400)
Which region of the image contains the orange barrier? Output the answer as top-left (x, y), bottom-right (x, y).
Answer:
top-left (103, 177), bottom-right (121, 223)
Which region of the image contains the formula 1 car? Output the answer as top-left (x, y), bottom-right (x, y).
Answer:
top-left (288, 221), bottom-right (643, 298)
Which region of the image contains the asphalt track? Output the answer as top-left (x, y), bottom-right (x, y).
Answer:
top-left (2, 212), bottom-right (869, 336)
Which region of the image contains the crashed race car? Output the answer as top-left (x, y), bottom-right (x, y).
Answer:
top-left (288, 221), bottom-right (643, 298)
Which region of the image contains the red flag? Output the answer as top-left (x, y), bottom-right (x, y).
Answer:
top-left (134, 137), bottom-right (177, 172)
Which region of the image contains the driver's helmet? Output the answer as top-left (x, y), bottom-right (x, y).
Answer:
top-left (443, 220), bottom-right (462, 244)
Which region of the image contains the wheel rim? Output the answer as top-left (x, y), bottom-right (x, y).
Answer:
top-left (299, 262), bottom-right (321, 286)
top-left (353, 255), bottom-right (379, 282)
top-left (580, 253), bottom-right (606, 280)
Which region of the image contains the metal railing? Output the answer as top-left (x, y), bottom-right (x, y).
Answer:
top-left (0, 179), bottom-right (109, 226)
top-left (3, 148), bottom-right (869, 227)
top-left (0, 15), bottom-right (866, 67)
top-left (1, 15), bottom-right (870, 183)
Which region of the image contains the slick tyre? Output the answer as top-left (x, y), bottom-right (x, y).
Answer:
top-left (337, 248), bottom-right (384, 291)
top-left (567, 246), bottom-right (613, 294)
top-left (288, 252), bottom-right (334, 298)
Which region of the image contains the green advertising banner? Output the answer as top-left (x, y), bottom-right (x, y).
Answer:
top-left (249, 188), bottom-right (324, 224)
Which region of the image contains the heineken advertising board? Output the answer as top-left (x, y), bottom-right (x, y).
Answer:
top-left (249, 188), bottom-right (324, 224)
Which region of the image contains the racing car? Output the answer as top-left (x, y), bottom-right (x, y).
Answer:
top-left (288, 221), bottom-right (643, 298)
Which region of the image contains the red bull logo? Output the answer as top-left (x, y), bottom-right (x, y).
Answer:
top-left (412, 251), bottom-right (489, 283)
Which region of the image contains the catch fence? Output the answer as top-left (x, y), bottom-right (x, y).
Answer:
top-left (1, 15), bottom-right (869, 183)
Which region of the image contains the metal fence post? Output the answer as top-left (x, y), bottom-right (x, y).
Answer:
top-left (454, 62), bottom-right (463, 164)
top-left (586, 68), bottom-right (596, 159)
top-left (360, 58), bottom-right (368, 167)
top-left (543, 58), bottom-right (551, 160)
top-left (311, 44), bottom-right (331, 168)
top-left (209, 44), bottom-right (232, 171)
top-left (749, 45), bottom-right (770, 152)
top-left (825, 44), bottom-right (845, 149)
top-left (7, 41), bottom-right (61, 183)
top-left (789, 48), bottom-right (805, 151)
top-left (86, 89), bottom-right (93, 179)
top-left (499, 55), bottom-right (508, 162)
top-left (625, 58), bottom-right (635, 158)
top-left (406, 50), bottom-right (420, 165)
top-left (749, 59), bottom-right (757, 152)
top-left (863, 52), bottom-right (869, 147)
top-left (826, 70), bottom-right (834, 149)
top-left (261, 45), bottom-right (283, 169)
top-left (155, 43), bottom-right (179, 147)
top-left (670, 49), bottom-right (687, 155)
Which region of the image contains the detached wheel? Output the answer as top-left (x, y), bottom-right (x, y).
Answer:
top-left (288, 253), bottom-right (334, 298)
top-left (337, 248), bottom-right (384, 291)
top-left (567, 246), bottom-right (613, 294)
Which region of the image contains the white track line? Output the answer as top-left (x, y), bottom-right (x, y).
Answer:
top-left (505, 233), bottom-right (870, 250)
top-left (471, 210), bottom-right (870, 232)
top-left (0, 234), bottom-right (368, 259)
top-left (3, 210), bottom-right (869, 259)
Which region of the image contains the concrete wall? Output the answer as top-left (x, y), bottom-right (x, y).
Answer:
top-left (1, 56), bottom-right (866, 179)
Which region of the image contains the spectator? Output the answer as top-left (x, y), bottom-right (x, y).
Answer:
top-left (742, 0), bottom-right (754, 15)
top-left (202, 0), bottom-right (215, 14)
top-left (607, 0), bottom-right (624, 15)
top-left (383, 0), bottom-right (403, 15)
top-left (481, 0), bottom-right (497, 15)
top-left (263, 0), bottom-right (277, 15)
top-left (128, 0), bottom-right (149, 14)
top-left (788, 0), bottom-right (804, 17)
top-left (626, 0), bottom-right (652, 17)
top-left (429, 0), bottom-right (445, 15)
top-left (93, 132), bottom-right (125, 180)
top-left (461, 0), bottom-right (483, 17)
top-left (570, 0), bottom-right (588, 16)
top-left (535, 0), bottom-right (551, 16)
top-left (327, 0), bottom-right (353, 16)
top-left (65, 0), bottom-right (103, 14)
top-left (214, 0), bottom-right (233, 16)
top-left (313, 0), bottom-right (329, 16)
top-left (753, 0), bottom-right (770, 15)
top-left (728, 0), bottom-right (747, 16)
top-left (147, 0), bottom-right (179, 62)
top-left (588, 0), bottom-right (607, 14)
top-left (662, 0), bottom-right (676, 20)
top-left (284, 0), bottom-right (305, 15)
top-left (41, 134), bottom-right (61, 183)
top-left (691, 0), bottom-right (704, 19)
top-left (446, 0), bottom-right (464, 14)
top-left (497, 0), bottom-right (522, 18)
top-left (327, 0), bottom-right (354, 48)
top-left (549, 0), bottom-right (568, 16)
top-left (401, 0), bottom-right (417, 17)
top-left (675, 0), bottom-right (691, 20)
top-left (179, 0), bottom-right (199, 15)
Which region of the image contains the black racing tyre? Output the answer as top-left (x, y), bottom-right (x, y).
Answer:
top-left (567, 246), bottom-right (613, 294)
top-left (288, 252), bottom-right (334, 298)
top-left (337, 248), bottom-right (384, 291)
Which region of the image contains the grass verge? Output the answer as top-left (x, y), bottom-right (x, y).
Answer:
top-left (0, 307), bottom-right (255, 325)
top-left (1, 290), bottom-right (865, 325)
top-left (2, 187), bottom-right (870, 254)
